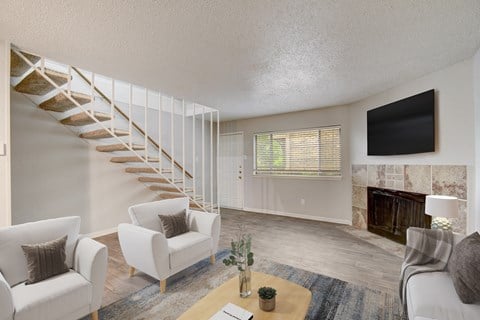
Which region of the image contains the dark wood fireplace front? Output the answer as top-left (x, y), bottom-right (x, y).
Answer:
top-left (367, 187), bottom-right (431, 244)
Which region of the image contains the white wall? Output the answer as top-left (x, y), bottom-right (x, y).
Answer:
top-left (221, 105), bottom-right (351, 224)
top-left (474, 49), bottom-right (480, 232)
top-left (349, 58), bottom-right (476, 232)
top-left (0, 40), bottom-right (11, 227)
top-left (220, 58), bottom-right (477, 230)
top-left (10, 89), bottom-right (161, 234)
top-left (350, 59), bottom-right (474, 165)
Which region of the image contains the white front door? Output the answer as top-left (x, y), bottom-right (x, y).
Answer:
top-left (219, 133), bottom-right (244, 209)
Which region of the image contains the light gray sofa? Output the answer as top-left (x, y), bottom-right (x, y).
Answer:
top-left (405, 230), bottom-right (480, 320)
top-left (0, 216), bottom-right (108, 320)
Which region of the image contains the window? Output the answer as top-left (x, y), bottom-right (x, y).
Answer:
top-left (254, 126), bottom-right (341, 177)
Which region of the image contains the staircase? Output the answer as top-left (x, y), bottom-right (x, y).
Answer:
top-left (10, 47), bottom-right (219, 213)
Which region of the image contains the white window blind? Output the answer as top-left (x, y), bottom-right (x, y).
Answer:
top-left (254, 126), bottom-right (341, 177)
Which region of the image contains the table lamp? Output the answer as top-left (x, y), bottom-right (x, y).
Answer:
top-left (425, 195), bottom-right (458, 230)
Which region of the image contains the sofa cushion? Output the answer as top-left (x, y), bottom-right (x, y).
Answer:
top-left (11, 270), bottom-right (92, 320)
top-left (448, 232), bottom-right (480, 304)
top-left (0, 217), bottom-right (80, 287)
top-left (168, 231), bottom-right (211, 270)
top-left (21, 235), bottom-right (69, 284)
top-left (129, 198), bottom-right (189, 232)
top-left (407, 271), bottom-right (480, 320)
top-left (159, 210), bottom-right (189, 239)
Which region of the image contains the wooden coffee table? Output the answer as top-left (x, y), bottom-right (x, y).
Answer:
top-left (177, 271), bottom-right (312, 320)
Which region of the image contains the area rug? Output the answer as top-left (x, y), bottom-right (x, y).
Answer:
top-left (90, 250), bottom-right (406, 320)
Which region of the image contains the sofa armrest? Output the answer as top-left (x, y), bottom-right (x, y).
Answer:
top-left (0, 272), bottom-right (13, 320)
top-left (189, 210), bottom-right (221, 254)
top-left (74, 237), bottom-right (108, 312)
top-left (118, 223), bottom-right (170, 280)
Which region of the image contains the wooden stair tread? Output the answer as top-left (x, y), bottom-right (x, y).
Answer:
top-left (125, 167), bottom-right (157, 174)
top-left (158, 193), bottom-right (186, 200)
top-left (138, 176), bottom-right (169, 184)
top-left (61, 111), bottom-right (111, 126)
top-left (39, 91), bottom-right (91, 112)
top-left (189, 202), bottom-right (202, 208)
top-left (149, 185), bottom-right (180, 193)
top-left (80, 128), bottom-right (129, 139)
top-left (15, 69), bottom-right (70, 96)
top-left (96, 143), bottom-right (145, 152)
top-left (11, 51), bottom-right (41, 77)
top-left (111, 156), bottom-right (159, 163)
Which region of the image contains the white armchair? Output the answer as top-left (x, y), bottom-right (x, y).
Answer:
top-left (0, 216), bottom-right (108, 320)
top-left (118, 197), bottom-right (220, 293)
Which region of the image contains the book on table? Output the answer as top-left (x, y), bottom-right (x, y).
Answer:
top-left (209, 303), bottom-right (254, 320)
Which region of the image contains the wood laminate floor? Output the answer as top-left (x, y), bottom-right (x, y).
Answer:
top-left (95, 208), bottom-right (403, 306)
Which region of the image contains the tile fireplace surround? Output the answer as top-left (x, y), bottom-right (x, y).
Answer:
top-left (352, 164), bottom-right (468, 234)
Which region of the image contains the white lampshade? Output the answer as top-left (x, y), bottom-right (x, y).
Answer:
top-left (425, 195), bottom-right (458, 218)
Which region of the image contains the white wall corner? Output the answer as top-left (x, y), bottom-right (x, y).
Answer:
top-left (474, 47), bottom-right (480, 232)
top-left (0, 39), bottom-right (11, 227)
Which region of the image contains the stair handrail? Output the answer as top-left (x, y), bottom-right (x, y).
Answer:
top-left (71, 67), bottom-right (193, 179)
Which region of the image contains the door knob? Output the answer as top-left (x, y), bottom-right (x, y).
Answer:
top-left (238, 176), bottom-right (242, 179)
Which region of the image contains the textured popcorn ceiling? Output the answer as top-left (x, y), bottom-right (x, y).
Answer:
top-left (1, 1), bottom-right (480, 120)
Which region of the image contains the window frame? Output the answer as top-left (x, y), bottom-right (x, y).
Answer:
top-left (253, 125), bottom-right (342, 179)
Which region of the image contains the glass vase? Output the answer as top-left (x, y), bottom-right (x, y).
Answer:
top-left (239, 265), bottom-right (251, 298)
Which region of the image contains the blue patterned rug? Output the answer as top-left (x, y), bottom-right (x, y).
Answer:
top-left (89, 250), bottom-right (405, 320)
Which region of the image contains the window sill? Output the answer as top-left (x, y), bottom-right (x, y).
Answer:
top-left (252, 174), bottom-right (342, 181)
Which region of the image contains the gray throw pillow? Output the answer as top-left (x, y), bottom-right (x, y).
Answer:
top-left (158, 210), bottom-right (189, 239)
top-left (448, 232), bottom-right (480, 304)
top-left (21, 235), bottom-right (69, 285)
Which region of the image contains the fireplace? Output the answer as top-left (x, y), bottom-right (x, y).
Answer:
top-left (367, 187), bottom-right (431, 244)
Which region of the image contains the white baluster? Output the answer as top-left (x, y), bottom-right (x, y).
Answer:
top-left (111, 79), bottom-right (115, 132)
top-left (202, 107), bottom-right (205, 208)
top-left (145, 89), bottom-right (148, 161)
top-left (158, 92), bottom-right (162, 173)
top-left (171, 97), bottom-right (174, 182)
top-left (128, 84), bottom-right (132, 148)
top-left (192, 103), bottom-right (196, 200)
top-left (182, 100), bottom-right (186, 192)
top-left (210, 111), bottom-right (213, 210)
top-left (216, 111), bottom-right (220, 214)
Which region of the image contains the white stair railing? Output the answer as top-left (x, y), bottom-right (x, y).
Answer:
top-left (11, 47), bottom-right (220, 213)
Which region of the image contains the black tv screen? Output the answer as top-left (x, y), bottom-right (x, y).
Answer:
top-left (367, 89), bottom-right (435, 155)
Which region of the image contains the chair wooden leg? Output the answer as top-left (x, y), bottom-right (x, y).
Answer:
top-left (160, 279), bottom-right (167, 293)
top-left (91, 310), bottom-right (99, 320)
top-left (210, 254), bottom-right (216, 265)
top-left (129, 266), bottom-right (136, 277)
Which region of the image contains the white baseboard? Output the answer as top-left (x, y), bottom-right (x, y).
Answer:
top-left (242, 207), bottom-right (351, 225)
top-left (85, 226), bottom-right (117, 238)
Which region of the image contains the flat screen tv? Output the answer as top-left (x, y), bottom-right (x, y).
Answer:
top-left (367, 89), bottom-right (435, 155)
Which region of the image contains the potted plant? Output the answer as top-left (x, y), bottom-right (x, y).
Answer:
top-left (223, 233), bottom-right (254, 297)
top-left (258, 286), bottom-right (277, 311)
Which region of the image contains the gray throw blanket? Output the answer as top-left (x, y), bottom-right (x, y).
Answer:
top-left (399, 227), bottom-right (453, 309)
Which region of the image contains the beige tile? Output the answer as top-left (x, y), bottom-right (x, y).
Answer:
top-left (352, 186), bottom-right (367, 209)
top-left (367, 165), bottom-right (386, 188)
top-left (395, 165), bottom-right (404, 175)
top-left (404, 165), bottom-right (431, 194)
top-left (450, 200), bottom-right (467, 234)
top-left (393, 180), bottom-right (404, 190)
top-left (432, 165), bottom-right (467, 200)
top-left (386, 165), bottom-right (395, 174)
top-left (352, 207), bottom-right (367, 229)
top-left (352, 164), bottom-right (367, 186)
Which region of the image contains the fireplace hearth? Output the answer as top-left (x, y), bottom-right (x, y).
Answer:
top-left (367, 187), bottom-right (431, 244)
